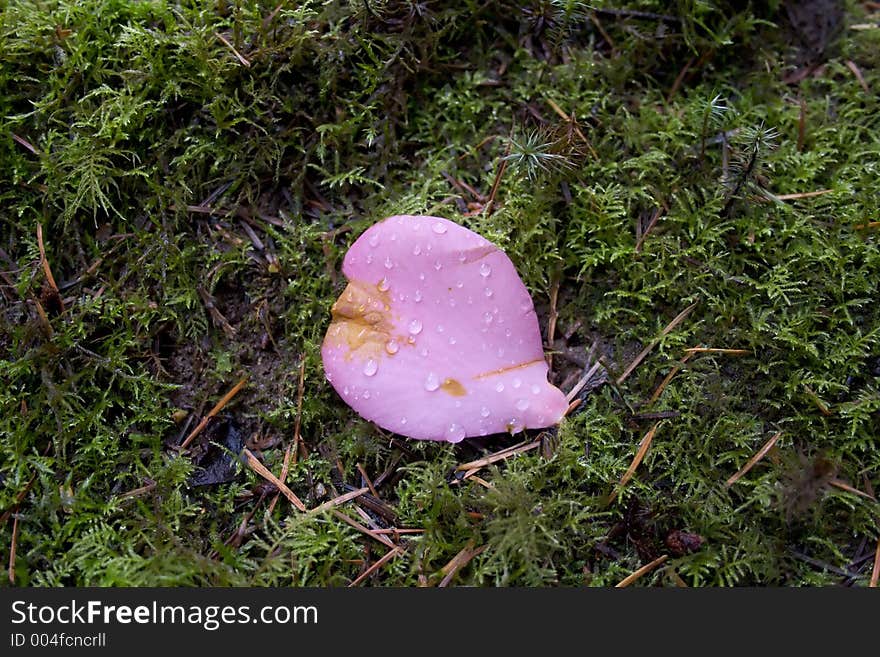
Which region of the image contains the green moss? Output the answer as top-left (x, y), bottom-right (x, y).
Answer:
top-left (1, 0), bottom-right (878, 586)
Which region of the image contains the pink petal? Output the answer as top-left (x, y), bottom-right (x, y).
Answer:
top-left (321, 215), bottom-right (567, 443)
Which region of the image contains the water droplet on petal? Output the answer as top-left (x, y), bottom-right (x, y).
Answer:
top-left (480, 406), bottom-right (491, 418)
top-left (366, 254), bottom-right (373, 264)
top-left (368, 233), bottom-right (380, 247)
top-left (513, 378), bottom-right (522, 389)
top-left (384, 257), bottom-right (394, 270)
top-left (458, 251), bottom-right (467, 263)
top-left (434, 260), bottom-right (442, 271)
top-left (424, 372), bottom-right (440, 391)
top-left (449, 336), bottom-right (457, 345)
top-left (377, 277), bottom-right (390, 292)
top-left (531, 384), bottom-right (541, 395)
top-left (516, 398), bottom-right (530, 411)
top-left (343, 386), bottom-right (350, 396)
top-left (390, 233), bottom-right (398, 241)
top-left (484, 287), bottom-right (493, 298)
top-left (419, 272), bottom-right (426, 281)
top-left (495, 382), bottom-right (505, 392)
top-left (432, 222), bottom-right (447, 235)
top-left (456, 281), bottom-right (464, 289)
top-left (363, 359), bottom-right (378, 377)
top-left (408, 319), bottom-right (423, 335)
top-left (413, 244), bottom-right (422, 255)
top-left (483, 311), bottom-right (494, 324)
top-left (420, 348), bottom-right (429, 357)
top-left (363, 390), bottom-right (371, 399)
top-left (384, 340), bottom-right (400, 355)
top-left (400, 417), bottom-right (408, 425)
top-left (436, 325), bottom-right (444, 333)
top-left (479, 263), bottom-right (491, 277)
top-left (446, 423), bottom-right (466, 442)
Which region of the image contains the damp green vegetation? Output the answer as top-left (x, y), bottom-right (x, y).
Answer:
top-left (1, 0), bottom-right (879, 587)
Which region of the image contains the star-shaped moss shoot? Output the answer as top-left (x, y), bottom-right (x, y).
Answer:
top-left (322, 215), bottom-right (568, 443)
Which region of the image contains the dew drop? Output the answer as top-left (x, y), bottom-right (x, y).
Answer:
top-left (479, 263), bottom-right (491, 277)
top-left (414, 289), bottom-right (423, 302)
top-left (520, 299), bottom-right (532, 312)
top-left (516, 398), bottom-right (530, 412)
top-left (432, 222), bottom-right (448, 235)
top-left (343, 386), bottom-right (350, 396)
top-left (363, 390), bottom-right (371, 399)
top-left (531, 384), bottom-right (541, 395)
top-left (458, 251), bottom-right (467, 263)
top-left (495, 382), bottom-right (505, 392)
top-left (513, 378), bottom-right (522, 389)
top-left (408, 319), bottom-right (423, 335)
top-left (368, 233), bottom-right (380, 247)
top-left (480, 406), bottom-right (491, 418)
top-left (505, 328), bottom-right (512, 337)
top-left (413, 244), bottom-right (422, 256)
top-left (384, 340), bottom-right (400, 355)
top-left (446, 423), bottom-right (466, 442)
top-left (497, 347), bottom-right (505, 358)
top-left (456, 281), bottom-right (464, 289)
top-left (384, 257), bottom-right (394, 270)
top-left (484, 287), bottom-right (493, 298)
top-left (434, 260), bottom-right (442, 271)
top-left (449, 298), bottom-right (456, 308)
top-left (419, 272), bottom-right (426, 281)
top-left (424, 372), bottom-right (440, 391)
top-left (436, 324), bottom-right (444, 333)
top-left (420, 348), bottom-right (429, 357)
top-left (365, 253), bottom-right (373, 265)
top-left (483, 311), bottom-right (494, 324)
top-left (390, 233), bottom-right (398, 241)
top-left (363, 359), bottom-right (378, 377)
top-left (407, 335), bottom-right (416, 345)
top-left (400, 417), bottom-right (408, 425)
top-left (377, 277), bottom-right (390, 292)
top-left (449, 336), bottom-right (457, 345)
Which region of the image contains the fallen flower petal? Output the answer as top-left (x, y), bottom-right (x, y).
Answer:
top-left (321, 214), bottom-right (567, 442)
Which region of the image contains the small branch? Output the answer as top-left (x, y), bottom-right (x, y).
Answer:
top-left (179, 375), bottom-right (249, 450)
top-left (242, 447), bottom-right (307, 512)
top-left (215, 32), bottom-right (251, 67)
top-left (607, 422), bottom-right (661, 504)
top-left (8, 514), bottom-right (19, 585)
top-left (456, 439), bottom-right (541, 473)
top-left (615, 555), bottom-right (669, 588)
top-left (349, 547), bottom-right (403, 587)
top-left (617, 302), bottom-right (698, 385)
top-left (724, 431), bottom-right (783, 488)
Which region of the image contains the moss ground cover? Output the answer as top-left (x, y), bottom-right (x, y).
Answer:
top-left (1, 0), bottom-right (878, 586)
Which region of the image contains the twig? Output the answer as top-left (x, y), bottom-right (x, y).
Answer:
top-left (546, 273), bottom-right (560, 371)
top-left (617, 302), bottom-right (698, 385)
top-left (242, 447), bottom-right (307, 512)
top-left (724, 431), bottom-right (783, 488)
top-left (647, 352), bottom-right (694, 405)
top-left (456, 439), bottom-right (541, 472)
top-left (267, 443), bottom-right (293, 516)
top-left (116, 481), bottom-right (157, 500)
top-left (36, 224), bottom-right (63, 309)
top-left (870, 537), bottom-right (879, 588)
top-left (845, 60), bottom-right (870, 93)
top-left (215, 32), bottom-right (251, 67)
top-left (667, 56), bottom-right (695, 104)
top-left (438, 542), bottom-right (487, 587)
top-left (682, 347), bottom-right (750, 355)
top-left (484, 140), bottom-right (511, 216)
top-left (292, 359), bottom-right (306, 461)
top-left (615, 555), bottom-right (669, 588)
top-left (349, 547), bottom-right (403, 587)
top-left (356, 463), bottom-right (380, 499)
top-left (803, 384), bottom-right (833, 416)
top-left (331, 510), bottom-right (397, 549)
top-left (180, 375), bottom-right (249, 450)
top-left (854, 221), bottom-right (880, 229)
top-left (607, 422), bottom-right (661, 504)
top-left (8, 514), bottom-right (19, 585)
top-left (11, 132), bottom-right (39, 155)
top-left (634, 208), bottom-right (662, 253)
top-left (565, 360), bottom-right (604, 403)
top-left (828, 479), bottom-right (876, 501)
top-left (774, 189), bottom-right (834, 200)
top-left (310, 487), bottom-right (370, 515)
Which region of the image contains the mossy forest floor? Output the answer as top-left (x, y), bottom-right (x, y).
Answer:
top-left (2, 1), bottom-right (879, 586)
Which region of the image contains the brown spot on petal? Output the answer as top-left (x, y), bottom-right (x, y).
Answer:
top-left (441, 378), bottom-right (466, 396)
top-left (325, 280), bottom-right (396, 358)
